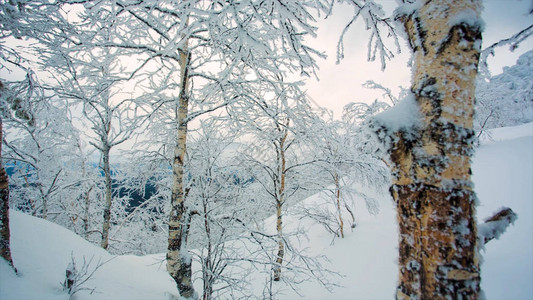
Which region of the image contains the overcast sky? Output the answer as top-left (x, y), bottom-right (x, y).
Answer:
top-left (304, 0), bottom-right (533, 119)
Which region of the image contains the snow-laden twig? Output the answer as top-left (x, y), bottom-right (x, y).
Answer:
top-left (479, 24), bottom-right (533, 77)
top-left (479, 207), bottom-right (518, 244)
top-left (335, 0), bottom-right (402, 70)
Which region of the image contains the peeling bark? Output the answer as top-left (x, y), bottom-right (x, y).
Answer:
top-left (392, 1), bottom-right (484, 299)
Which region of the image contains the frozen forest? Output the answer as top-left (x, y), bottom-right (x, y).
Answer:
top-left (0, 0), bottom-right (531, 299)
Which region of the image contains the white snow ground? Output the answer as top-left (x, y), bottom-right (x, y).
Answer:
top-left (1, 123), bottom-right (531, 300)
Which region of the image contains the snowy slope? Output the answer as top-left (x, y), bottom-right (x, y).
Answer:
top-left (0, 210), bottom-right (178, 300)
top-left (0, 123), bottom-right (531, 299)
top-left (271, 197), bottom-right (399, 300)
top-left (268, 124), bottom-right (533, 300)
top-left (474, 123), bottom-right (533, 300)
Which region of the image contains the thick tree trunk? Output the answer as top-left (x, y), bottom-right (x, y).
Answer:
top-left (101, 146), bottom-right (113, 250)
top-left (391, 1), bottom-right (483, 299)
top-left (167, 39), bottom-right (196, 299)
top-left (0, 119), bottom-right (16, 271)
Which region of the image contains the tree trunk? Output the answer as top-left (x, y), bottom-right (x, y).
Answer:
top-left (391, 1), bottom-right (483, 299)
top-left (273, 122), bottom-right (288, 282)
top-left (0, 119), bottom-right (16, 272)
top-left (79, 155), bottom-right (93, 239)
top-left (202, 196), bottom-right (213, 300)
top-left (84, 186), bottom-right (93, 239)
top-left (167, 38), bottom-right (196, 299)
top-left (41, 186), bottom-right (48, 220)
top-left (334, 173), bottom-right (344, 238)
top-left (273, 199), bottom-right (284, 282)
top-left (101, 145), bottom-right (112, 250)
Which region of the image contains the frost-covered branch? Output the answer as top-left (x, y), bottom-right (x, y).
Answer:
top-left (479, 207), bottom-right (518, 244)
top-left (334, 0), bottom-right (402, 69)
top-left (479, 24), bottom-right (533, 77)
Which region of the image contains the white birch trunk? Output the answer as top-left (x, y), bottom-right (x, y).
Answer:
top-left (390, 1), bottom-right (484, 298)
top-left (100, 145), bottom-right (112, 250)
top-left (166, 37), bottom-right (196, 298)
top-left (273, 120), bottom-right (288, 281)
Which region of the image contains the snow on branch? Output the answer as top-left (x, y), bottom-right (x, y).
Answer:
top-left (447, 8), bottom-right (485, 32)
top-left (479, 24), bottom-right (533, 77)
top-left (372, 92), bottom-right (421, 133)
top-left (478, 207), bottom-right (517, 244)
top-left (335, 0), bottom-right (401, 70)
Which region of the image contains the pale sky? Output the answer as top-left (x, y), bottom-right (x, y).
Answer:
top-left (304, 0), bottom-right (533, 119)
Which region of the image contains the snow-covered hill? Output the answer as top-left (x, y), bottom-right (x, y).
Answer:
top-left (0, 210), bottom-right (178, 300)
top-left (1, 123), bottom-right (531, 300)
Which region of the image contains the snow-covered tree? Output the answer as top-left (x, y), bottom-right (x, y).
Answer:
top-left (304, 115), bottom-right (388, 239)
top-left (230, 83), bottom-right (323, 282)
top-left (475, 50), bottom-right (533, 136)
top-left (5, 100), bottom-right (72, 218)
top-left (0, 80), bottom-right (30, 272)
top-left (372, 1), bottom-right (484, 298)
top-left (42, 9), bottom-right (146, 249)
top-left (70, 1), bottom-right (330, 295)
top-left (184, 119), bottom-right (252, 299)
top-left (0, 0), bottom-right (70, 273)
top-left (0, 118), bottom-right (13, 269)
top-left (333, 0), bottom-right (524, 296)
top-left (333, 0), bottom-right (402, 69)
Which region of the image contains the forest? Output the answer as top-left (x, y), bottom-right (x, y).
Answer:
top-left (0, 0), bottom-right (531, 299)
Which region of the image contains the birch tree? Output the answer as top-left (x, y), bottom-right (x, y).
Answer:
top-left (185, 119), bottom-right (251, 300)
top-left (373, 0), bottom-right (489, 298)
top-left (47, 57), bottom-right (138, 250)
top-left (306, 116), bottom-right (387, 239)
top-left (0, 109), bottom-right (13, 270)
top-left (72, 1), bottom-right (330, 296)
top-left (0, 80), bottom-right (30, 272)
top-left (335, 0), bottom-right (520, 297)
top-left (232, 84), bottom-right (322, 282)
top-left (0, 0), bottom-right (76, 272)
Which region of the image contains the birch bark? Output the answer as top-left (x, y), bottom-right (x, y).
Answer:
top-left (100, 144), bottom-right (112, 249)
top-left (166, 37), bottom-right (196, 298)
top-left (273, 120), bottom-right (288, 282)
top-left (391, 1), bottom-right (483, 298)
